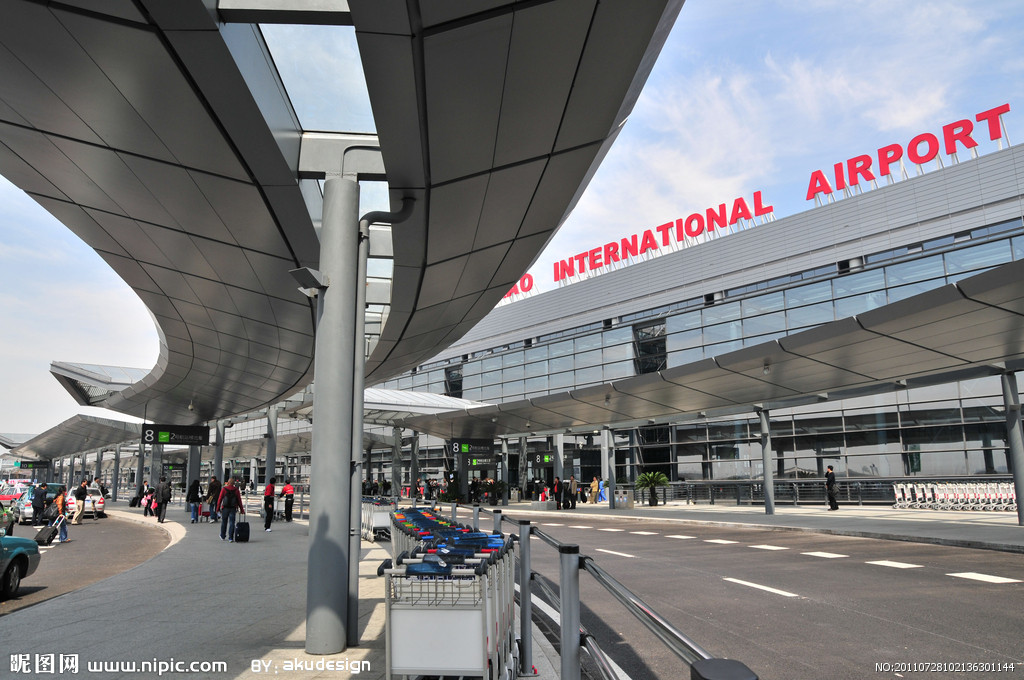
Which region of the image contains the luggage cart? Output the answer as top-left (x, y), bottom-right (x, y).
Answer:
top-left (362, 498), bottom-right (396, 542)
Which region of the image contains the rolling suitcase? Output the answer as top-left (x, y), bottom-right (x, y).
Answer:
top-left (233, 514), bottom-right (250, 543)
top-left (34, 515), bottom-right (64, 546)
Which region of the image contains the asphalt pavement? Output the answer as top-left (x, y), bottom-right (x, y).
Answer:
top-left (0, 496), bottom-right (1020, 680)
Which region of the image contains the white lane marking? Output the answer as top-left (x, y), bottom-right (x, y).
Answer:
top-left (666, 535), bottom-right (695, 540)
top-left (704, 539), bottom-right (737, 544)
top-left (568, 525), bottom-right (592, 529)
top-left (542, 523), bottom-right (564, 526)
top-left (598, 528), bottom-right (624, 532)
top-left (724, 577), bottom-right (799, 598)
top-left (596, 548), bottom-right (635, 558)
top-left (630, 531), bottom-right (658, 535)
top-left (801, 551), bottom-right (847, 558)
top-left (867, 560), bottom-right (923, 569)
top-left (947, 572), bottom-right (1022, 584)
top-left (750, 544), bottom-right (788, 551)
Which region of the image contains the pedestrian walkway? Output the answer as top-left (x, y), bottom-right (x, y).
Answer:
top-left (3, 497), bottom-right (1021, 680)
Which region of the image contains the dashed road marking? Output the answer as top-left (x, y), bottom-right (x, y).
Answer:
top-left (705, 539), bottom-right (737, 544)
top-left (666, 535), bottom-right (695, 540)
top-left (947, 572), bottom-right (1021, 584)
top-left (568, 526), bottom-right (592, 529)
top-left (801, 551), bottom-right (847, 559)
top-left (630, 531), bottom-right (658, 535)
top-left (598, 528), bottom-right (624, 532)
top-left (866, 560), bottom-right (923, 569)
top-left (749, 544), bottom-right (788, 551)
top-left (596, 548), bottom-right (635, 558)
top-left (542, 523), bottom-right (564, 526)
top-left (724, 577), bottom-right (799, 597)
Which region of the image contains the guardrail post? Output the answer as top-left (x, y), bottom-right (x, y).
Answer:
top-left (856, 482), bottom-right (863, 506)
top-left (792, 482), bottom-right (799, 507)
top-left (518, 521), bottom-right (533, 676)
top-left (559, 544), bottom-right (581, 680)
top-left (736, 485), bottom-right (742, 506)
top-left (493, 509), bottom-right (502, 534)
top-left (472, 504), bottom-right (480, 530)
top-left (450, 501), bottom-right (457, 522)
top-left (710, 485), bottom-right (715, 505)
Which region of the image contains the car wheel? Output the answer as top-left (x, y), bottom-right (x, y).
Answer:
top-left (1, 560), bottom-right (21, 599)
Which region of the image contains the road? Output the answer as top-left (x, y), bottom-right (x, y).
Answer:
top-left (521, 517), bottom-right (1024, 680)
top-left (0, 515), bottom-right (167, 616)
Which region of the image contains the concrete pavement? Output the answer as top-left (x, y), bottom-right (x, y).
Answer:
top-left (2, 497), bottom-right (1021, 679)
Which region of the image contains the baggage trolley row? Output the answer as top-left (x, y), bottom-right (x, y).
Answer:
top-left (380, 508), bottom-right (518, 680)
top-left (893, 482), bottom-right (1018, 511)
top-left (361, 497), bottom-right (396, 542)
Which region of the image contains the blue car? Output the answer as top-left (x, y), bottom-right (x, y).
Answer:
top-left (0, 525), bottom-right (40, 599)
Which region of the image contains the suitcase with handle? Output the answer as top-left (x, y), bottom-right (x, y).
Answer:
top-left (234, 513), bottom-right (250, 543)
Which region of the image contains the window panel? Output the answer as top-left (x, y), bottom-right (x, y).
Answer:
top-left (525, 375), bottom-right (548, 393)
top-left (549, 354), bottom-right (574, 372)
top-left (502, 364), bottom-right (524, 382)
top-left (832, 268), bottom-right (885, 297)
top-left (481, 370), bottom-right (502, 386)
top-left (525, 345), bottom-right (548, 362)
top-left (549, 340), bottom-right (574, 357)
top-left (575, 349), bottom-right (602, 369)
top-left (944, 239), bottom-right (1012, 274)
top-left (702, 301), bottom-right (741, 324)
top-left (705, 339), bottom-right (743, 356)
top-left (834, 291), bottom-right (886, 318)
top-left (482, 355), bottom-right (502, 371)
top-left (603, 343), bottom-right (632, 362)
top-left (549, 370), bottom-right (574, 390)
top-left (887, 280), bottom-right (939, 303)
top-left (575, 366), bottom-right (603, 386)
top-left (666, 310), bottom-right (702, 332)
top-left (603, 327), bottom-right (633, 346)
top-left (575, 333), bottom-right (603, 352)
top-left (786, 301), bottom-right (834, 328)
top-left (704, 320), bottom-right (742, 343)
top-left (884, 254), bottom-right (944, 286)
top-left (502, 350), bottom-right (524, 367)
top-left (667, 328), bottom-right (702, 352)
top-left (742, 311), bottom-right (786, 336)
top-left (523, 360), bottom-right (548, 378)
top-left (604, 361), bottom-right (633, 381)
top-left (741, 291), bottom-right (785, 316)
top-left (785, 280), bottom-right (832, 307)
top-left (668, 347), bottom-right (704, 367)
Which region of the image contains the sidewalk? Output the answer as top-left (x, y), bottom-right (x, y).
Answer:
top-left (2, 498), bottom-right (1021, 680)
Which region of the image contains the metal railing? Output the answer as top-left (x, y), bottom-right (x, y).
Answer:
top-left (459, 506), bottom-right (760, 680)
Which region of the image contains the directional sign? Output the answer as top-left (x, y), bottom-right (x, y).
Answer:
top-left (142, 424), bottom-right (210, 446)
top-left (531, 452), bottom-right (555, 467)
top-left (13, 461), bottom-right (49, 469)
top-left (448, 438), bottom-right (494, 456)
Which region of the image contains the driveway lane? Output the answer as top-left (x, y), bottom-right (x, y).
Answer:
top-left (525, 519), bottom-right (1024, 679)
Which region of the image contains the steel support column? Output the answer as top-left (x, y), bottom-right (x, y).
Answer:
top-left (391, 426), bottom-right (402, 499)
top-left (603, 428), bottom-right (616, 509)
top-left (759, 409), bottom-right (775, 515)
top-left (306, 176), bottom-right (360, 654)
top-left (113, 445), bottom-right (121, 501)
top-left (214, 420), bottom-right (226, 484)
top-left (1001, 372), bottom-right (1024, 526)
top-left (266, 406), bottom-right (278, 485)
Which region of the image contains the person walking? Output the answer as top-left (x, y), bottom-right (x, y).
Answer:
top-left (156, 476), bottom-right (172, 523)
top-left (206, 476), bottom-right (222, 523)
top-left (552, 477), bottom-right (562, 510)
top-left (590, 476), bottom-right (599, 504)
top-left (31, 482), bottom-right (48, 526)
top-left (142, 486), bottom-right (156, 517)
top-left (51, 486), bottom-right (69, 543)
top-left (826, 465), bottom-right (839, 510)
top-left (186, 479), bottom-right (202, 523)
top-left (278, 479), bottom-right (295, 522)
top-left (217, 477), bottom-right (245, 542)
top-left (567, 475), bottom-right (578, 509)
top-left (71, 480), bottom-right (88, 525)
top-left (263, 477), bottom-right (276, 532)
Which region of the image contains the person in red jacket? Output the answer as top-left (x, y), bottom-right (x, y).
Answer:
top-left (277, 479), bottom-right (295, 522)
top-left (217, 477), bottom-right (245, 542)
top-left (263, 477), bottom-right (276, 532)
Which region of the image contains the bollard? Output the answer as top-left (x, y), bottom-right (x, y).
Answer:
top-left (450, 501), bottom-right (457, 522)
top-left (558, 545), bottom-right (581, 680)
top-left (472, 505), bottom-right (480, 530)
top-left (493, 509), bottom-right (502, 534)
top-left (518, 521), bottom-right (533, 676)
top-left (690, 658), bottom-right (758, 680)
top-left (792, 482), bottom-right (799, 507)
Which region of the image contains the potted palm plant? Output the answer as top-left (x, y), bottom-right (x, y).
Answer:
top-left (634, 471), bottom-right (670, 506)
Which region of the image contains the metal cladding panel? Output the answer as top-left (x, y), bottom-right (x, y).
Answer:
top-left (426, 175), bottom-right (489, 264)
top-left (474, 159), bottom-right (547, 250)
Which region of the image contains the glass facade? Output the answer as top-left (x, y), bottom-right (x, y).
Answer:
top-left (375, 217), bottom-right (1023, 483)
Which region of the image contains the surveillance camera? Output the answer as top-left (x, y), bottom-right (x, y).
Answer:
top-left (188, 402), bottom-right (195, 412)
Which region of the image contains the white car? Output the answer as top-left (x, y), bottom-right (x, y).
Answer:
top-left (66, 487), bottom-right (106, 519)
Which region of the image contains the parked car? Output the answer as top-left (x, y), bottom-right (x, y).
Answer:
top-left (0, 483), bottom-right (30, 503)
top-left (65, 487), bottom-right (106, 519)
top-left (0, 525), bottom-right (40, 599)
top-left (0, 501), bottom-right (13, 536)
top-left (11, 489), bottom-right (59, 525)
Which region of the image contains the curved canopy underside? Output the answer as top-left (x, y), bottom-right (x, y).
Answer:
top-left (0, 0), bottom-right (683, 426)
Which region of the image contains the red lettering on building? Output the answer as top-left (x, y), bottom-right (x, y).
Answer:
top-left (806, 103), bottom-right (1011, 202)
top-left (503, 273), bottom-right (534, 298)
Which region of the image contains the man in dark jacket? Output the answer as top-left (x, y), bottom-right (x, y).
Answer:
top-left (156, 476), bottom-right (172, 523)
top-left (72, 480), bottom-right (88, 525)
top-left (31, 482), bottom-right (48, 526)
top-left (206, 476), bottom-right (222, 522)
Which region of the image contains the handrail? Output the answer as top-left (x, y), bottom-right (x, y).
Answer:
top-left (581, 555), bottom-right (711, 666)
top-left (581, 632), bottom-right (620, 680)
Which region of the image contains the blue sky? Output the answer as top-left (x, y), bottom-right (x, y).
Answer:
top-left (2, 0), bottom-right (1023, 434)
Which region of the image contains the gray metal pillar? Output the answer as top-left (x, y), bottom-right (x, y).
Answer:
top-left (500, 438), bottom-right (509, 506)
top-left (759, 409), bottom-right (775, 515)
top-left (151, 444), bottom-right (163, 484)
top-left (518, 521), bottom-right (533, 674)
top-left (187, 445), bottom-right (202, 486)
top-left (265, 406), bottom-right (278, 485)
top-left (135, 441), bottom-right (145, 496)
top-left (94, 450), bottom-right (103, 483)
top-left (113, 445), bottom-right (121, 502)
top-left (347, 214), bottom-right (370, 647)
top-left (409, 431), bottom-right (419, 498)
top-left (518, 436), bottom-right (529, 491)
top-left (214, 420), bottom-right (226, 484)
top-left (553, 434), bottom-right (565, 479)
top-left (306, 175), bottom-right (359, 654)
top-left (1001, 372), bottom-right (1024, 526)
top-left (603, 428), bottom-right (616, 509)
top-left (391, 426), bottom-right (402, 499)
top-left (559, 545), bottom-right (582, 680)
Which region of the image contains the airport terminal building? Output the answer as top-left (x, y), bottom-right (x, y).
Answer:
top-left (374, 120), bottom-right (1024, 489)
